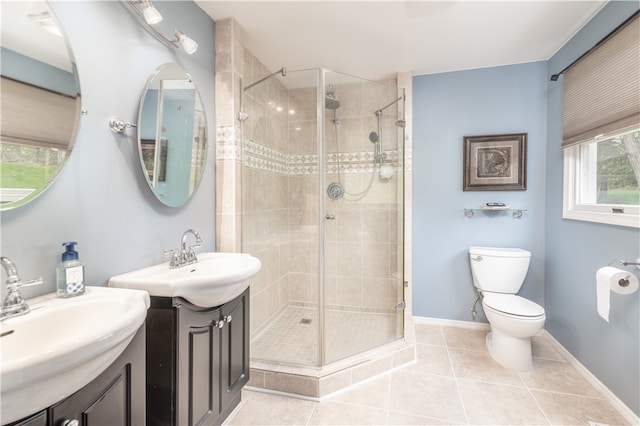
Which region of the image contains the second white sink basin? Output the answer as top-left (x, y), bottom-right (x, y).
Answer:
top-left (1, 286), bottom-right (149, 424)
top-left (108, 252), bottom-right (261, 307)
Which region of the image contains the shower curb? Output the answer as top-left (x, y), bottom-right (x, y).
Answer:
top-left (247, 338), bottom-right (416, 399)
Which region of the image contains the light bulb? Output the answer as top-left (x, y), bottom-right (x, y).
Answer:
top-left (175, 31), bottom-right (198, 54)
top-left (142, 1), bottom-right (163, 25)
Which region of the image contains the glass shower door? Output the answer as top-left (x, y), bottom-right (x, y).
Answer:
top-left (243, 68), bottom-right (322, 367)
top-left (243, 67), bottom-right (404, 368)
top-left (322, 70), bottom-right (405, 364)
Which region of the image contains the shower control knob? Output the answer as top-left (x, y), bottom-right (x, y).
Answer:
top-left (325, 214), bottom-right (336, 220)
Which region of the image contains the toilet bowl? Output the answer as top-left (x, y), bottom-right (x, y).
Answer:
top-left (482, 293), bottom-right (545, 371)
top-left (468, 246), bottom-right (546, 372)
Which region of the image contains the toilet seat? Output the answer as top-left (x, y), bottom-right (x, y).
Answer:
top-left (483, 293), bottom-right (544, 318)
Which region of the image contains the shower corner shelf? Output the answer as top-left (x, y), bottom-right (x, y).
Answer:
top-left (464, 208), bottom-right (527, 218)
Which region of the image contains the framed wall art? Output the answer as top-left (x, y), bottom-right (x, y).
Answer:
top-left (463, 133), bottom-right (527, 191)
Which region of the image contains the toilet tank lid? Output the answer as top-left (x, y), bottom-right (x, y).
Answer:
top-left (483, 293), bottom-right (545, 317)
top-left (469, 246), bottom-right (531, 258)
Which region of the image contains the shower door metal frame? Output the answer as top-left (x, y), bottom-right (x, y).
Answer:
top-left (317, 69), bottom-right (327, 366)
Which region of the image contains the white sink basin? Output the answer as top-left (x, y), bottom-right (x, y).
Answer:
top-left (0, 286), bottom-right (149, 424)
top-left (108, 252), bottom-right (261, 307)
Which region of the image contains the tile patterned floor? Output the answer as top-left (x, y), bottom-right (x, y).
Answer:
top-left (225, 324), bottom-right (631, 425)
top-left (251, 306), bottom-right (399, 365)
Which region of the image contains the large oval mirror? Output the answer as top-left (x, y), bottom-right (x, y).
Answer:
top-left (0, 1), bottom-right (81, 210)
top-left (138, 63), bottom-right (207, 207)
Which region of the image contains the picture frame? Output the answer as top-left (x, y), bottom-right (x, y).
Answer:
top-left (141, 138), bottom-right (168, 183)
top-left (463, 133), bottom-right (527, 191)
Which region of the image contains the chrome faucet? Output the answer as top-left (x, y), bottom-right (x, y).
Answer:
top-left (166, 229), bottom-right (203, 268)
top-left (1, 257), bottom-right (43, 320)
top-left (2, 257), bottom-right (19, 285)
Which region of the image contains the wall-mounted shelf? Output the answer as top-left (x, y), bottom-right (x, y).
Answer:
top-left (464, 208), bottom-right (527, 218)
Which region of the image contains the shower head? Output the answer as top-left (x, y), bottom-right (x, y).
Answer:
top-left (369, 131), bottom-right (379, 143)
top-left (325, 97), bottom-right (340, 110)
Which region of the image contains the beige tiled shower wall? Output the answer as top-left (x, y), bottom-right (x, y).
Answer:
top-left (242, 67), bottom-right (291, 337)
top-left (286, 86), bottom-right (320, 310)
top-left (215, 19), bottom-right (243, 253)
top-left (215, 18), bottom-right (288, 336)
top-left (321, 78), bottom-right (402, 315)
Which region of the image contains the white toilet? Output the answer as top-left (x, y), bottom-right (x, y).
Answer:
top-left (468, 246), bottom-right (545, 372)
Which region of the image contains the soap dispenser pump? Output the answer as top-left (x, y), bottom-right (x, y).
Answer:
top-left (56, 241), bottom-right (85, 298)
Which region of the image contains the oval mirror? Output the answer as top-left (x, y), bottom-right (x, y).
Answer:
top-left (137, 63), bottom-right (207, 207)
top-left (0, 1), bottom-right (82, 210)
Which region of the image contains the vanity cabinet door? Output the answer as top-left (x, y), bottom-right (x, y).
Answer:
top-left (49, 327), bottom-right (145, 426)
top-left (219, 288), bottom-right (249, 414)
top-left (176, 305), bottom-right (221, 426)
top-left (9, 411), bottom-right (46, 426)
top-left (147, 291), bottom-right (250, 426)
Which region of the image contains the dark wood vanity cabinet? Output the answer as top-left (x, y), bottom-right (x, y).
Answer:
top-left (146, 288), bottom-right (250, 426)
top-left (9, 327), bottom-right (145, 426)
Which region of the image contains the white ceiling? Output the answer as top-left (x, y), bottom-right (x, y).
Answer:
top-left (1, 1), bottom-right (72, 71)
top-left (195, 0), bottom-right (608, 81)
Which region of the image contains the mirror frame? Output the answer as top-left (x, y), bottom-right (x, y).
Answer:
top-left (0, 1), bottom-right (82, 211)
top-left (136, 62), bottom-right (208, 207)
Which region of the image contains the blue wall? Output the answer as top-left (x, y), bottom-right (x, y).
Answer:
top-left (1, 48), bottom-right (78, 96)
top-left (0, 1), bottom-right (216, 298)
top-left (545, 2), bottom-right (639, 415)
top-left (412, 61), bottom-right (548, 322)
top-left (413, 1), bottom-right (639, 415)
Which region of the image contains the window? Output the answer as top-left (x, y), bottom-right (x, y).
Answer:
top-left (561, 13), bottom-right (639, 228)
top-left (563, 128), bottom-right (640, 227)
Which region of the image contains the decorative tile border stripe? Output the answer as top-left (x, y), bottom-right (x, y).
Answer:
top-left (244, 140), bottom-right (288, 165)
top-left (241, 139), bottom-right (412, 175)
top-left (215, 125), bottom-right (241, 161)
top-left (244, 155), bottom-right (288, 174)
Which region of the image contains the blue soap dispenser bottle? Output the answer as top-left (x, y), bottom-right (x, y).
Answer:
top-left (56, 241), bottom-right (85, 298)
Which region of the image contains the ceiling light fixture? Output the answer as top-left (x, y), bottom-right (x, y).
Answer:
top-left (126, 0), bottom-right (198, 55)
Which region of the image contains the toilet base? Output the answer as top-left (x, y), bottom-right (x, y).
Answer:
top-left (486, 330), bottom-right (533, 372)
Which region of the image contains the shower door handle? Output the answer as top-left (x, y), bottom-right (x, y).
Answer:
top-left (325, 214), bottom-right (336, 220)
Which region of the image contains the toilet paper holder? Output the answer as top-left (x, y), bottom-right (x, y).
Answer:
top-left (608, 259), bottom-right (640, 270)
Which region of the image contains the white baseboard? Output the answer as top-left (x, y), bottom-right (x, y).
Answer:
top-left (413, 315), bottom-right (491, 330)
top-left (540, 330), bottom-right (639, 426)
top-left (413, 315), bottom-right (638, 424)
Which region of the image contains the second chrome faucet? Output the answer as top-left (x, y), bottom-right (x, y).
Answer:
top-left (166, 229), bottom-right (203, 269)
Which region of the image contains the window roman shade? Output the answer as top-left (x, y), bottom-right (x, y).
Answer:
top-left (1, 76), bottom-right (80, 150)
top-left (562, 14), bottom-right (640, 148)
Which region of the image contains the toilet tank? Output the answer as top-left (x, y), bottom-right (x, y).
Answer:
top-left (468, 246), bottom-right (531, 293)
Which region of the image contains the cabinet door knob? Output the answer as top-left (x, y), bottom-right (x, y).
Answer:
top-left (225, 315), bottom-right (232, 323)
top-left (61, 420), bottom-right (79, 426)
top-left (217, 320), bottom-right (225, 329)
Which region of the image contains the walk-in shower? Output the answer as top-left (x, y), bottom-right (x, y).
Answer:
top-left (240, 68), bottom-right (405, 374)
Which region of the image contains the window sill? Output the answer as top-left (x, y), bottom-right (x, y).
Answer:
top-left (562, 208), bottom-right (640, 228)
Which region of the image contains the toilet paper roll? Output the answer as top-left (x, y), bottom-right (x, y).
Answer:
top-left (596, 266), bottom-right (639, 322)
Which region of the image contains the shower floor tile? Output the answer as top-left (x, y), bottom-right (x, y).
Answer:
top-left (251, 306), bottom-right (398, 366)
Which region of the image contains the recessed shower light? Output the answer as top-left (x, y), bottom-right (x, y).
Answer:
top-left (26, 10), bottom-right (62, 37)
